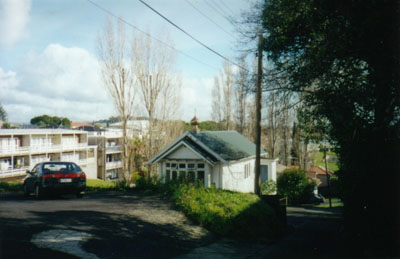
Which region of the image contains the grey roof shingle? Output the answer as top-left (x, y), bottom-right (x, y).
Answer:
top-left (189, 131), bottom-right (266, 161)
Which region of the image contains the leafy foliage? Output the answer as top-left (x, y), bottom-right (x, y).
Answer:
top-left (0, 104), bottom-right (7, 121)
top-left (261, 180), bottom-right (277, 195)
top-left (30, 115), bottom-right (71, 128)
top-left (170, 184), bottom-right (283, 238)
top-left (277, 168), bottom-right (315, 205)
top-left (261, 0), bottom-right (399, 255)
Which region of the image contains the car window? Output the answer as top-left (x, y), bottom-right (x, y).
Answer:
top-left (31, 165), bottom-right (39, 175)
top-left (43, 163), bottom-right (80, 173)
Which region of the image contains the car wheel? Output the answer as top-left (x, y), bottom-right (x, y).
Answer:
top-left (23, 184), bottom-right (29, 196)
top-left (35, 184), bottom-right (43, 199)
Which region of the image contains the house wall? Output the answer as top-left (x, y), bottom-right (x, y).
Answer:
top-left (166, 145), bottom-right (203, 160)
top-left (221, 158), bottom-right (255, 193)
top-left (261, 158), bottom-right (278, 182)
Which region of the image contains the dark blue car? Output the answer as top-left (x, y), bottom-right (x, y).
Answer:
top-left (23, 162), bottom-right (86, 198)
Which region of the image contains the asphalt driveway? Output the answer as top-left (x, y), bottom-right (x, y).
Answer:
top-left (0, 191), bottom-right (345, 258)
top-left (0, 191), bottom-right (214, 259)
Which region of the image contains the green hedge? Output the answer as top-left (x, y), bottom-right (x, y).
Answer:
top-left (166, 183), bottom-right (284, 239)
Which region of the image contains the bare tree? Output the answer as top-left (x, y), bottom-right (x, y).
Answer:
top-left (221, 60), bottom-right (234, 130)
top-left (211, 77), bottom-right (223, 124)
top-left (97, 19), bottom-right (136, 181)
top-left (131, 31), bottom-right (181, 167)
top-left (234, 55), bottom-right (251, 134)
top-left (211, 60), bottom-right (235, 130)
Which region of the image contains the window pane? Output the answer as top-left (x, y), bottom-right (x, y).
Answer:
top-left (197, 163), bottom-right (204, 169)
top-left (179, 163), bottom-right (186, 169)
top-left (179, 171), bottom-right (185, 181)
top-left (166, 170), bottom-right (171, 181)
top-left (171, 163), bottom-right (177, 168)
top-left (188, 163), bottom-right (195, 169)
top-left (188, 171), bottom-right (195, 183)
top-left (197, 171), bottom-right (205, 183)
top-left (166, 163), bottom-right (170, 168)
top-left (172, 171), bottom-right (177, 180)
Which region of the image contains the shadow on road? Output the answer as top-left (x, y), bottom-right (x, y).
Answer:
top-left (0, 192), bottom-right (215, 259)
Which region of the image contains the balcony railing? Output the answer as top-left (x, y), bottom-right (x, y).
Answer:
top-left (106, 161), bottom-right (123, 169)
top-left (0, 167), bottom-right (29, 178)
top-left (106, 145), bottom-right (121, 153)
top-left (0, 143), bottom-right (90, 155)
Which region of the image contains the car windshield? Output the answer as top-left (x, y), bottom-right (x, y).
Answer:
top-left (42, 163), bottom-right (81, 173)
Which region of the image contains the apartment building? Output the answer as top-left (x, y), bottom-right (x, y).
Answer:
top-left (0, 129), bottom-right (97, 179)
top-left (88, 130), bottom-right (123, 180)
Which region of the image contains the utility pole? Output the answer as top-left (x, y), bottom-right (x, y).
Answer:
top-left (323, 148), bottom-right (332, 208)
top-left (255, 34), bottom-right (263, 196)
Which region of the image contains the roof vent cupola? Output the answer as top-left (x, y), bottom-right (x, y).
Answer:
top-left (190, 116), bottom-right (200, 134)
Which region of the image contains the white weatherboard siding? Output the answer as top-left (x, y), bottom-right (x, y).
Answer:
top-left (261, 158), bottom-right (278, 182)
top-left (221, 159), bottom-right (255, 193)
top-left (166, 145), bottom-right (203, 160)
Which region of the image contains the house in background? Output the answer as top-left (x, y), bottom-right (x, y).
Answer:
top-left (108, 120), bottom-right (149, 139)
top-left (149, 117), bottom-right (277, 193)
top-left (88, 130), bottom-right (123, 180)
top-left (306, 165), bottom-right (333, 187)
top-left (0, 129), bottom-right (97, 179)
top-left (71, 121), bottom-right (95, 131)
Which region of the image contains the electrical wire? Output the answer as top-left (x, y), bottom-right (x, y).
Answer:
top-left (85, 0), bottom-right (219, 71)
top-left (138, 0), bottom-right (249, 72)
top-left (184, 0), bottom-right (236, 40)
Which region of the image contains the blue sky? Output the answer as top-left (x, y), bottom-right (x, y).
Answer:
top-left (0, 0), bottom-right (255, 123)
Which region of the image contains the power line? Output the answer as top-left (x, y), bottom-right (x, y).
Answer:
top-left (138, 0), bottom-right (248, 72)
top-left (184, 0), bottom-right (236, 40)
top-left (217, 0), bottom-right (236, 16)
top-left (210, 0), bottom-right (231, 18)
top-left (85, 0), bottom-right (219, 71)
top-left (204, 0), bottom-right (234, 26)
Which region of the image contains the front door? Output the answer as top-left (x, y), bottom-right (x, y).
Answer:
top-left (260, 165), bottom-right (268, 183)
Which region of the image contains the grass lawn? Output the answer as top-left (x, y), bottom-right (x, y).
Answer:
top-left (0, 181), bottom-right (23, 193)
top-left (315, 198), bottom-right (343, 208)
top-left (312, 151), bottom-right (339, 172)
top-left (0, 179), bottom-right (118, 194)
top-left (86, 179), bottom-right (118, 192)
top-left (302, 198), bottom-right (343, 208)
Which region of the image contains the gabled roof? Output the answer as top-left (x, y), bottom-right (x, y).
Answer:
top-left (148, 130), bottom-right (267, 164)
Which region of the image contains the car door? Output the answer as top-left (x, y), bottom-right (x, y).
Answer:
top-left (26, 164), bottom-right (39, 191)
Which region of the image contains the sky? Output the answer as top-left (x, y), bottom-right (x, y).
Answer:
top-left (0, 0), bottom-right (255, 124)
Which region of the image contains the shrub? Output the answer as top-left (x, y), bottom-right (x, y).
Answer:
top-left (261, 180), bottom-right (277, 195)
top-left (277, 168), bottom-right (316, 205)
top-left (169, 184), bottom-right (284, 239)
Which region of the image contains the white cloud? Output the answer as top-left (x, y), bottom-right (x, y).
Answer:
top-left (181, 77), bottom-right (213, 122)
top-left (0, 0), bottom-right (31, 47)
top-left (0, 44), bottom-right (115, 123)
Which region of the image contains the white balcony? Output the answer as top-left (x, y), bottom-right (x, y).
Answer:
top-left (106, 145), bottom-right (121, 153)
top-left (0, 146), bottom-right (30, 155)
top-left (0, 167), bottom-right (29, 178)
top-left (106, 161), bottom-right (123, 169)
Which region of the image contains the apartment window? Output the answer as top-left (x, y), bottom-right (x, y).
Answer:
top-left (88, 148), bottom-right (94, 158)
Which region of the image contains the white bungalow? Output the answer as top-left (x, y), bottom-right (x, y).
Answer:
top-left (148, 117), bottom-right (277, 193)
